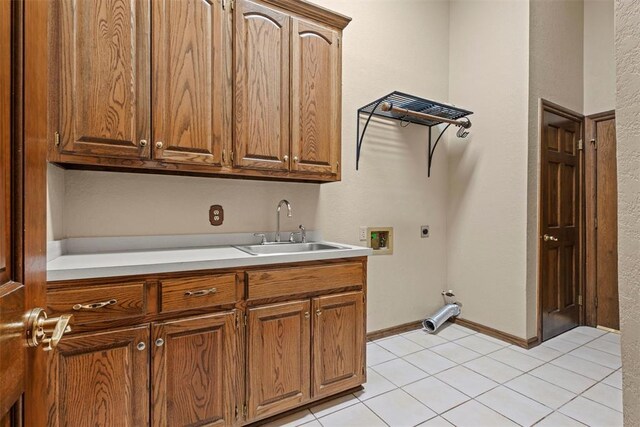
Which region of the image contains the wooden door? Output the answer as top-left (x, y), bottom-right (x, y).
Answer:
top-left (540, 105), bottom-right (583, 341)
top-left (586, 113), bottom-right (619, 330)
top-left (57, 0), bottom-right (151, 159)
top-left (0, 1), bottom-right (25, 422)
top-left (234, 0), bottom-right (290, 171)
top-left (312, 292), bottom-right (364, 398)
top-left (247, 300), bottom-right (311, 420)
top-left (50, 326), bottom-right (150, 426)
top-left (151, 311), bottom-right (239, 427)
top-left (152, 0), bottom-right (228, 166)
top-left (291, 19), bottom-right (340, 176)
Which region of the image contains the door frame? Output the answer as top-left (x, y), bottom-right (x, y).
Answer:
top-left (536, 99), bottom-right (586, 342)
top-left (584, 110), bottom-right (616, 328)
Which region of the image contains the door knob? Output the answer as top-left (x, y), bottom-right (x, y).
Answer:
top-left (25, 308), bottom-right (72, 351)
top-left (156, 141), bottom-right (163, 149)
top-left (543, 234), bottom-right (558, 242)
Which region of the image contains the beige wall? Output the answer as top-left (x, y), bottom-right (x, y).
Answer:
top-left (615, 0), bottom-right (640, 423)
top-left (446, 0), bottom-right (530, 338)
top-left (47, 164), bottom-right (65, 241)
top-left (47, 0), bottom-right (452, 333)
top-left (584, 0), bottom-right (615, 115)
top-left (526, 0), bottom-right (584, 338)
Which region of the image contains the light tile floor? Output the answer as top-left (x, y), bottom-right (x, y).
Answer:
top-left (264, 323), bottom-right (623, 427)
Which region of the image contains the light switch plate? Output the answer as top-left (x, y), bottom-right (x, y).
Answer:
top-left (359, 226), bottom-right (367, 241)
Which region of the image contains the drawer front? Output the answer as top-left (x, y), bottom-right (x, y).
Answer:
top-left (160, 274), bottom-right (238, 313)
top-left (247, 262), bottom-right (363, 300)
top-left (48, 282), bottom-right (146, 325)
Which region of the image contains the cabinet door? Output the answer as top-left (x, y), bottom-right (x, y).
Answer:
top-left (312, 292), bottom-right (365, 398)
top-left (58, 0), bottom-right (150, 159)
top-left (291, 19), bottom-right (340, 176)
top-left (151, 311), bottom-right (239, 427)
top-left (152, 0), bottom-right (229, 166)
top-left (50, 326), bottom-right (150, 426)
top-left (247, 300), bottom-right (311, 420)
top-left (234, 0), bottom-right (290, 171)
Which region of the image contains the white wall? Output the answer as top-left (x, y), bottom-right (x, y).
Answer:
top-left (614, 0), bottom-right (640, 422)
top-left (584, 0), bottom-right (615, 114)
top-left (526, 0), bottom-right (584, 338)
top-left (47, 164), bottom-right (65, 241)
top-left (446, 0), bottom-right (530, 338)
top-left (47, 0), bottom-right (453, 333)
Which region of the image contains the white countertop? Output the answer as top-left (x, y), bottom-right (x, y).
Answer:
top-left (47, 233), bottom-right (371, 281)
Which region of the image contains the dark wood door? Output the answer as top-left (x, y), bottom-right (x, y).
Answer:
top-left (151, 311), bottom-right (239, 427)
top-left (540, 106), bottom-right (583, 341)
top-left (50, 326), bottom-right (150, 426)
top-left (234, 0), bottom-right (290, 171)
top-left (57, 0), bottom-right (151, 159)
top-left (312, 292), bottom-right (364, 398)
top-left (594, 116), bottom-right (619, 330)
top-left (291, 18), bottom-right (340, 176)
top-left (152, 0), bottom-right (228, 166)
top-left (0, 1), bottom-right (25, 421)
top-left (247, 300), bottom-right (311, 420)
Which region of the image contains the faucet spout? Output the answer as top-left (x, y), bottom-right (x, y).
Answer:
top-left (276, 200), bottom-right (292, 242)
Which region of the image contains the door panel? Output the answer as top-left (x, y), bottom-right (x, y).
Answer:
top-left (153, 0), bottom-right (226, 166)
top-left (58, 0), bottom-right (150, 159)
top-left (312, 292), bottom-right (364, 398)
top-left (50, 326), bottom-right (150, 427)
top-left (291, 19), bottom-right (340, 175)
top-left (247, 300), bottom-right (310, 420)
top-left (151, 311), bottom-right (239, 427)
top-left (540, 108), bottom-right (582, 341)
top-left (595, 118), bottom-right (619, 329)
top-left (234, 0), bottom-right (290, 171)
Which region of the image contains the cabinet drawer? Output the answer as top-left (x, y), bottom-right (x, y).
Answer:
top-left (48, 282), bottom-right (146, 325)
top-left (247, 262), bottom-right (363, 300)
top-left (159, 274), bottom-right (238, 313)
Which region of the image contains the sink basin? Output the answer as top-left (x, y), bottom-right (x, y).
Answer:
top-left (234, 242), bottom-right (348, 256)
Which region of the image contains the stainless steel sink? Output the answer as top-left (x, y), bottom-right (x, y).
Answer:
top-left (233, 242), bottom-right (348, 256)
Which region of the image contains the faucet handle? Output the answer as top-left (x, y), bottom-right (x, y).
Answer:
top-left (253, 233), bottom-right (267, 245)
top-left (298, 224), bottom-right (306, 243)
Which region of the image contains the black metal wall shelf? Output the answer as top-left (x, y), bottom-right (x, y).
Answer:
top-left (356, 91), bottom-right (473, 177)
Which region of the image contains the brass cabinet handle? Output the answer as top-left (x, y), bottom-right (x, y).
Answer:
top-left (283, 155), bottom-right (289, 162)
top-left (155, 338), bottom-right (165, 347)
top-left (72, 299), bottom-right (117, 311)
top-left (543, 234), bottom-right (558, 242)
top-left (316, 309), bottom-right (322, 317)
top-left (25, 308), bottom-right (73, 352)
top-left (304, 311), bottom-right (310, 319)
top-left (156, 141), bottom-right (163, 149)
top-left (184, 288), bottom-right (217, 297)
top-left (139, 139), bottom-right (148, 147)
top-left (137, 342), bottom-right (146, 351)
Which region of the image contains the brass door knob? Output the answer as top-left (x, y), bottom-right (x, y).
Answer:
top-left (137, 342), bottom-right (146, 351)
top-left (543, 234), bottom-right (558, 242)
top-left (139, 139), bottom-right (148, 147)
top-left (293, 156), bottom-right (299, 162)
top-left (155, 338), bottom-right (165, 347)
top-left (25, 308), bottom-right (73, 351)
top-left (156, 141), bottom-right (164, 149)
top-left (283, 155), bottom-right (289, 162)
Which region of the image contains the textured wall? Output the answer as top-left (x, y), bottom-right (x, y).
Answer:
top-left (447, 0), bottom-right (530, 338)
top-left (526, 0), bottom-right (585, 338)
top-left (614, 0), bottom-right (640, 423)
top-left (584, 0), bottom-right (616, 114)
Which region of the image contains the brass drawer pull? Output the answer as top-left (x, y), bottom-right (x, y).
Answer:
top-left (184, 288), bottom-right (217, 297)
top-left (72, 299), bottom-right (117, 311)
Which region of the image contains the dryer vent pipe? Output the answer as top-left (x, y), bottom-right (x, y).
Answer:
top-left (422, 304), bottom-right (461, 333)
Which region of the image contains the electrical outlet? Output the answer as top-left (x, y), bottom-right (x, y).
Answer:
top-left (359, 226), bottom-right (367, 241)
top-left (421, 225), bottom-right (430, 238)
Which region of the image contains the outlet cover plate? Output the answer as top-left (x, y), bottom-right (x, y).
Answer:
top-left (359, 226), bottom-right (367, 241)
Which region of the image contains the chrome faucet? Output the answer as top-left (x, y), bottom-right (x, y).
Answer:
top-left (275, 200), bottom-right (292, 242)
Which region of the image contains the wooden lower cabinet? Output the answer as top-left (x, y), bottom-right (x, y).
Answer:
top-left (247, 300), bottom-right (311, 420)
top-left (312, 292), bottom-right (365, 398)
top-left (50, 325), bottom-right (150, 427)
top-left (151, 311), bottom-right (240, 427)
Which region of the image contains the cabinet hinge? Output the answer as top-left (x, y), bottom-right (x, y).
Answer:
top-left (230, 151), bottom-right (234, 163)
top-left (595, 296), bottom-right (599, 308)
top-left (591, 138), bottom-right (597, 150)
top-left (578, 139), bottom-right (583, 150)
top-left (595, 217), bottom-right (598, 229)
top-left (234, 405), bottom-right (238, 420)
top-left (337, 37), bottom-right (340, 47)
top-left (244, 314), bottom-right (247, 327)
top-left (54, 131), bottom-right (60, 146)
top-left (222, 149), bottom-right (227, 164)
top-left (578, 295), bottom-right (583, 306)
top-left (362, 366), bottom-right (365, 375)
top-left (235, 312), bottom-right (239, 329)
top-left (243, 404), bottom-right (247, 417)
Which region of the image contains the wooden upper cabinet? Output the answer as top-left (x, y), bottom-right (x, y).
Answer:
top-left (57, 0), bottom-right (150, 159)
top-left (234, 0), bottom-right (290, 171)
top-left (291, 19), bottom-right (341, 176)
top-left (312, 292), bottom-right (364, 398)
top-left (152, 0), bottom-right (229, 166)
top-left (50, 326), bottom-right (150, 427)
top-left (247, 300), bottom-right (311, 420)
top-left (151, 311), bottom-right (239, 427)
